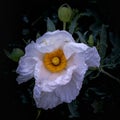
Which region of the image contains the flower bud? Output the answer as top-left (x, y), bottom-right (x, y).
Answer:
top-left (87, 34), bottom-right (94, 47)
top-left (58, 3), bottom-right (72, 23)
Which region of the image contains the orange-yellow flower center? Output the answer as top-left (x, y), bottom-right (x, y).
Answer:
top-left (51, 57), bottom-right (60, 65)
top-left (43, 49), bottom-right (67, 72)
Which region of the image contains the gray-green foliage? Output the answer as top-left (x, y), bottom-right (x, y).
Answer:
top-left (4, 48), bottom-right (24, 62)
top-left (68, 14), bottom-right (81, 34)
top-left (67, 100), bottom-right (80, 118)
top-left (99, 24), bottom-right (108, 61)
top-left (47, 17), bottom-right (56, 31)
top-left (75, 31), bottom-right (87, 43)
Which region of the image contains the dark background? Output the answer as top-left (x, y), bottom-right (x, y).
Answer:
top-left (1, 0), bottom-right (120, 120)
top-left (1, 0), bottom-right (120, 49)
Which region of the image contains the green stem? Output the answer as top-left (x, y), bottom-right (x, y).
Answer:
top-left (63, 22), bottom-right (66, 30)
top-left (35, 109), bottom-right (41, 120)
top-left (32, 16), bottom-right (41, 26)
top-left (100, 68), bottom-right (120, 84)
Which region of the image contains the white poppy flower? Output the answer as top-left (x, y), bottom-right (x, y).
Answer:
top-left (16, 30), bottom-right (100, 109)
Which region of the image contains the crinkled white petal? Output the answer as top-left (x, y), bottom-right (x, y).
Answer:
top-left (36, 30), bottom-right (75, 43)
top-left (16, 56), bottom-right (37, 84)
top-left (34, 61), bottom-right (77, 92)
top-left (85, 47), bottom-right (100, 67)
top-left (33, 85), bottom-right (62, 109)
top-left (16, 74), bottom-right (33, 84)
top-left (54, 54), bottom-right (88, 103)
top-left (25, 41), bottom-right (43, 58)
top-left (67, 53), bottom-right (88, 90)
top-left (72, 67), bottom-right (87, 90)
top-left (35, 39), bottom-right (64, 53)
top-left (34, 61), bottom-right (56, 92)
top-left (55, 78), bottom-right (79, 103)
top-left (63, 42), bottom-right (89, 59)
top-left (35, 30), bottom-right (75, 53)
top-left (63, 42), bottom-right (100, 67)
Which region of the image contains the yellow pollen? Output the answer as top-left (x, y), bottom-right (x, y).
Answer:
top-left (43, 49), bottom-right (67, 72)
top-left (51, 57), bottom-right (60, 65)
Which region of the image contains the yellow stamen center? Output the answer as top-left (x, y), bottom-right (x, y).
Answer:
top-left (51, 57), bottom-right (60, 65)
top-left (43, 49), bottom-right (67, 72)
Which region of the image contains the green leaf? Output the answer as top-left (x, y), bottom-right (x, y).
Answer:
top-left (67, 100), bottom-right (80, 118)
top-left (47, 17), bottom-right (56, 31)
top-left (99, 24), bottom-right (108, 62)
top-left (91, 100), bottom-right (104, 113)
top-left (104, 49), bottom-right (120, 69)
top-left (36, 32), bottom-right (41, 39)
top-left (4, 48), bottom-right (24, 62)
top-left (109, 31), bottom-right (120, 49)
top-left (75, 31), bottom-right (87, 43)
top-left (68, 14), bottom-right (80, 35)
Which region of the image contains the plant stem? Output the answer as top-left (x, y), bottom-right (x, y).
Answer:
top-left (63, 22), bottom-right (66, 30)
top-left (35, 109), bottom-right (41, 120)
top-left (32, 16), bottom-right (41, 26)
top-left (100, 68), bottom-right (120, 84)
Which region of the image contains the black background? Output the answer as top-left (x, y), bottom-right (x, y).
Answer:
top-left (1, 0), bottom-right (120, 120)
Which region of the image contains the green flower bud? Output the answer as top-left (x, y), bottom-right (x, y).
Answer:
top-left (87, 34), bottom-right (94, 47)
top-left (58, 3), bottom-right (72, 23)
